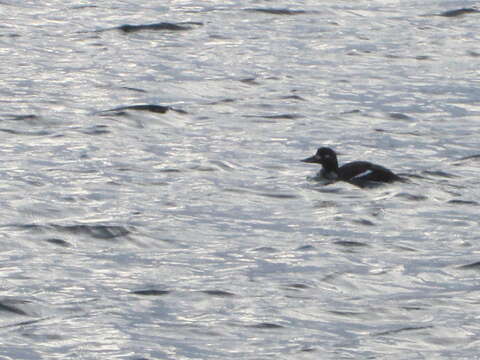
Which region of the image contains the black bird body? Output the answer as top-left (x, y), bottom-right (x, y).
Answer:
top-left (302, 147), bottom-right (401, 186)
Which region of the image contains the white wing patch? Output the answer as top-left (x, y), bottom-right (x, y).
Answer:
top-left (351, 169), bottom-right (373, 180)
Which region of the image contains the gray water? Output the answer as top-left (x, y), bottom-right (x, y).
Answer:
top-left (1, 1), bottom-right (480, 359)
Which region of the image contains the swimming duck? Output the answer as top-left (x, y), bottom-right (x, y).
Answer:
top-left (302, 147), bottom-right (401, 186)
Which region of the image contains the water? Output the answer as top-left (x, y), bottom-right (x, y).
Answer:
top-left (1, 1), bottom-right (480, 359)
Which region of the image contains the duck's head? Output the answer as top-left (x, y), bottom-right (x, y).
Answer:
top-left (302, 147), bottom-right (339, 170)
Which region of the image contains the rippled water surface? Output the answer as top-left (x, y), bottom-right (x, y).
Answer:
top-left (1, 1), bottom-right (480, 359)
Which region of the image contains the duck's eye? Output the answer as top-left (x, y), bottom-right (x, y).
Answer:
top-left (323, 154), bottom-right (330, 159)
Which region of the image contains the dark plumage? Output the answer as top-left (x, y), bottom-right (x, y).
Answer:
top-left (302, 147), bottom-right (401, 186)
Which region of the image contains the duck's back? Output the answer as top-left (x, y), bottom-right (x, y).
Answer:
top-left (338, 161), bottom-right (400, 183)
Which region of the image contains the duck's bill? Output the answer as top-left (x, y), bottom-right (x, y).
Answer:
top-left (301, 155), bottom-right (320, 163)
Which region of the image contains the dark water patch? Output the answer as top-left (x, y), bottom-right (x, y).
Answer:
top-left (131, 289), bottom-right (171, 296)
top-left (0, 128), bottom-right (51, 136)
top-left (189, 164), bottom-right (217, 172)
top-left (224, 187), bottom-right (297, 199)
top-left (280, 94), bottom-right (306, 101)
top-left (71, 5), bottom-right (97, 9)
top-left (118, 104), bottom-right (168, 113)
top-left (401, 305), bottom-right (424, 311)
top-left (421, 170), bottom-right (457, 178)
top-left (385, 54), bottom-right (403, 59)
top-left (389, 112), bottom-right (413, 120)
top-left (256, 192), bottom-right (298, 199)
top-left (245, 8), bottom-right (307, 15)
top-left (352, 219), bottom-right (375, 226)
top-left (252, 246), bottom-right (278, 253)
top-left (341, 109), bottom-right (361, 114)
top-left (0, 33), bottom-right (21, 38)
top-left (401, 173), bottom-right (426, 180)
top-left (117, 22), bottom-right (202, 33)
top-left (295, 245), bottom-right (316, 251)
top-left (375, 128), bottom-right (422, 137)
top-left (467, 50), bottom-right (480, 57)
top-left (0, 300), bottom-right (29, 316)
top-left (239, 78), bottom-right (260, 85)
top-left (4, 114), bottom-right (40, 121)
top-left (208, 33), bottom-right (232, 41)
top-left (415, 55), bottom-right (431, 61)
top-left (313, 200), bottom-right (337, 208)
top-left (334, 240), bottom-right (368, 247)
top-left (458, 154), bottom-right (480, 161)
top-left (439, 8), bottom-right (479, 17)
top-left (98, 104), bottom-right (187, 115)
top-left (201, 290), bottom-right (235, 297)
top-left (80, 125), bottom-right (110, 135)
top-left (12, 224), bottom-right (42, 232)
top-left (223, 187), bottom-right (248, 195)
top-left (284, 283), bottom-right (310, 290)
top-left (322, 272), bottom-right (341, 282)
top-left (98, 111), bottom-right (130, 117)
top-left (207, 98), bottom-right (236, 105)
top-left (375, 325), bottom-right (433, 336)
top-left (120, 86), bottom-right (147, 93)
top-left (348, 179), bottom-right (393, 189)
top-left (448, 199), bottom-right (478, 205)
top-left (329, 310), bottom-right (364, 317)
top-left (245, 113), bottom-right (303, 120)
top-left (458, 261), bottom-right (480, 270)
top-left (394, 192), bottom-right (428, 201)
top-left (0, 318), bottom-right (48, 330)
top-left (394, 245), bottom-right (418, 252)
top-left (309, 186), bottom-right (343, 194)
top-left (158, 168), bottom-right (182, 173)
top-left (45, 238), bottom-right (71, 247)
top-left (50, 224), bottom-right (132, 240)
top-left (22, 331), bottom-right (63, 342)
top-left (249, 322), bottom-right (284, 329)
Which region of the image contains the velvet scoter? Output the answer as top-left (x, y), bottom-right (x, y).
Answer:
top-left (302, 147), bottom-right (401, 186)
